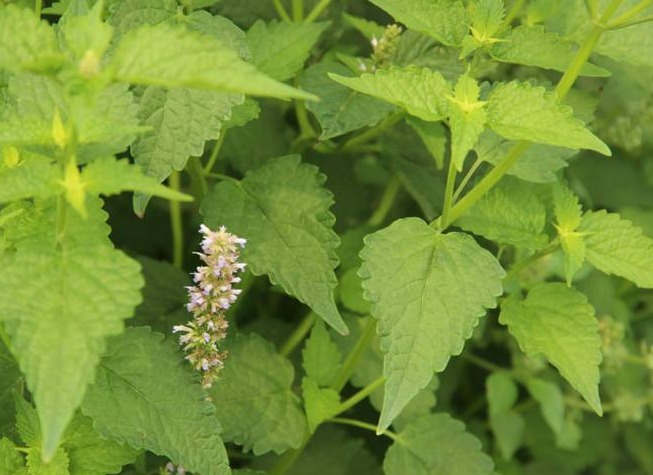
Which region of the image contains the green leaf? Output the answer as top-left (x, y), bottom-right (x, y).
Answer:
top-left (382, 123), bottom-right (445, 220)
top-left (369, 0), bottom-right (469, 47)
top-left (526, 378), bottom-right (565, 436)
top-left (62, 413), bottom-right (137, 475)
top-left (186, 11), bottom-right (250, 60)
top-left (553, 183), bottom-right (585, 285)
top-left (596, 22), bottom-right (653, 67)
top-left (209, 333), bottom-right (307, 455)
top-left (360, 218), bottom-right (504, 431)
top-left (201, 155), bottom-right (346, 334)
top-left (330, 66), bottom-right (450, 122)
top-left (26, 448), bottom-right (69, 475)
top-left (487, 81), bottom-right (610, 155)
top-left (447, 74), bottom-right (487, 170)
top-left (491, 26), bottom-right (610, 76)
top-left (0, 5), bottom-right (63, 73)
top-left (302, 320), bottom-right (342, 387)
top-left (0, 438), bottom-right (26, 474)
top-left (285, 426), bottom-right (382, 475)
top-left (110, 23), bottom-right (315, 99)
top-left (486, 373), bottom-right (524, 460)
top-left (107, 0), bottom-right (177, 42)
top-left (300, 61), bottom-right (394, 140)
top-left (579, 210), bottom-right (653, 288)
top-left (130, 86), bottom-right (240, 214)
top-left (383, 413), bottom-right (494, 475)
top-left (457, 177), bottom-right (549, 250)
top-left (470, 0), bottom-right (505, 39)
top-left (499, 283), bottom-right (602, 415)
top-left (15, 396), bottom-right (40, 447)
top-left (82, 327), bottom-right (230, 475)
top-left (338, 267), bottom-right (371, 315)
top-left (405, 117), bottom-right (446, 170)
top-left (301, 378), bottom-right (340, 433)
top-left (0, 158), bottom-right (58, 204)
top-left (59, 1), bottom-right (112, 63)
top-left (0, 341), bottom-right (20, 437)
top-left (475, 131), bottom-right (575, 183)
top-left (81, 157), bottom-right (193, 203)
top-left (247, 20), bottom-right (328, 81)
top-left (0, 245), bottom-right (143, 460)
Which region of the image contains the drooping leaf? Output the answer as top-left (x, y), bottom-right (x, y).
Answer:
top-left (487, 81), bottom-right (610, 155)
top-left (81, 157), bottom-right (193, 202)
top-left (457, 177), bottom-right (549, 250)
top-left (0, 5), bottom-right (63, 73)
top-left (82, 327), bottom-right (230, 475)
top-left (209, 333), bottom-right (307, 455)
top-left (300, 61), bottom-right (393, 139)
top-left (131, 86), bottom-right (241, 215)
top-left (201, 155), bottom-right (346, 334)
top-left (109, 23), bottom-right (315, 99)
top-left (0, 245), bottom-right (143, 460)
top-left (337, 267), bottom-right (371, 315)
top-left (369, 0), bottom-right (469, 47)
top-left (301, 378), bottom-right (340, 433)
top-left (383, 413), bottom-right (494, 475)
top-left (247, 20), bottom-right (328, 81)
top-left (491, 25), bottom-right (609, 76)
top-left (302, 320), bottom-right (342, 387)
top-left (499, 283), bottom-right (602, 414)
top-left (330, 66), bottom-right (450, 122)
top-left (360, 218), bottom-right (504, 431)
top-left (405, 117), bottom-right (446, 170)
top-left (579, 210), bottom-right (653, 288)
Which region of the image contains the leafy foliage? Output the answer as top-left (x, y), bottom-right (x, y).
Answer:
top-left (2, 0), bottom-right (653, 474)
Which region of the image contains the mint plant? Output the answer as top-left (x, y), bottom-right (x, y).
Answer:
top-left (2, 0), bottom-right (653, 473)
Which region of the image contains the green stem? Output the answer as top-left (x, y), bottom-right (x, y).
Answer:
top-left (442, 141), bottom-right (530, 228)
top-left (169, 171), bottom-right (184, 269)
top-left (55, 193), bottom-right (68, 246)
top-left (204, 133), bottom-right (226, 174)
top-left (280, 312), bottom-right (316, 357)
top-left (504, 241), bottom-right (559, 281)
top-left (305, 0), bottom-right (331, 22)
top-left (463, 353), bottom-right (511, 374)
top-left (34, 0), bottom-right (43, 17)
top-left (328, 418), bottom-right (404, 443)
top-left (608, 14), bottom-right (653, 29)
top-left (340, 112), bottom-right (404, 152)
top-left (331, 318), bottom-right (377, 392)
top-left (438, 4), bottom-right (617, 230)
top-left (452, 157), bottom-right (483, 203)
top-left (585, 0), bottom-right (599, 19)
top-left (206, 172), bottom-right (241, 185)
top-left (609, 0), bottom-right (652, 25)
top-left (440, 160), bottom-right (458, 230)
top-left (292, 0), bottom-right (304, 21)
top-left (334, 376), bottom-right (384, 415)
top-left (273, 0), bottom-right (292, 21)
top-left (503, 0), bottom-right (525, 26)
top-left (187, 157), bottom-right (209, 199)
top-left (295, 98), bottom-right (317, 140)
top-left (269, 438), bottom-right (309, 475)
top-left (368, 176), bottom-right (401, 227)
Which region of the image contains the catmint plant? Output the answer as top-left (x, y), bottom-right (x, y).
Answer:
top-left (1, 0), bottom-right (653, 474)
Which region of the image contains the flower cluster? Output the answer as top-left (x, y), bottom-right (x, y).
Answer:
top-left (173, 224), bottom-right (246, 388)
top-left (160, 462), bottom-right (186, 475)
top-left (371, 24), bottom-right (403, 69)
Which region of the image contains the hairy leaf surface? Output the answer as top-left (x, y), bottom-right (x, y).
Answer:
top-left (82, 327), bottom-right (230, 475)
top-left (360, 218), bottom-right (504, 431)
top-left (201, 155), bottom-right (346, 334)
